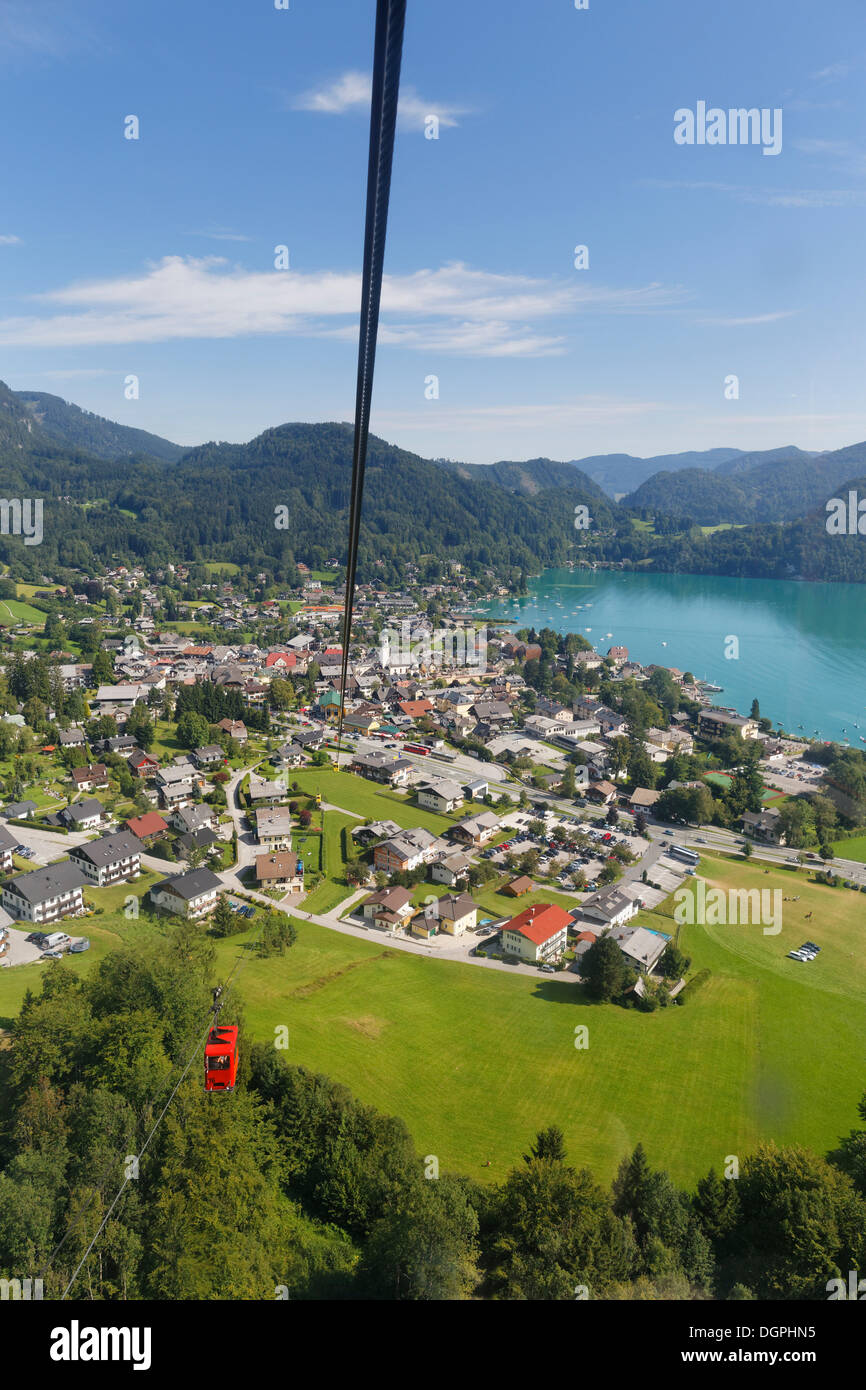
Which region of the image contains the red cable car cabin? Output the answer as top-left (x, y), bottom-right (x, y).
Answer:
top-left (204, 1024), bottom-right (239, 1092)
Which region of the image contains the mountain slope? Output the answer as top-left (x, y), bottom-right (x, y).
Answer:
top-left (624, 443), bottom-right (866, 524)
top-left (14, 389), bottom-right (185, 463)
top-left (573, 448), bottom-right (744, 496)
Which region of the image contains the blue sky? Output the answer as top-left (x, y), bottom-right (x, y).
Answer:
top-left (1, 0), bottom-right (864, 463)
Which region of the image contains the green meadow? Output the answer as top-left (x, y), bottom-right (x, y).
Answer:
top-left (1, 851), bottom-right (861, 1190)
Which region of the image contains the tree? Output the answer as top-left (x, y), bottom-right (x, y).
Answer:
top-left (490, 1155), bottom-right (632, 1299)
top-left (658, 943), bottom-right (691, 979)
top-left (523, 1126), bottom-right (567, 1164)
top-left (750, 698), bottom-right (760, 720)
top-left (742, 840), bottom-right (753, 859)
top-left (176, 711), bottom-right (211, 750)
top-left (209, 896), bottom-right (244, 938)
top-left (258, 914), bottom-right (298, 957)
top-left (580, 932), bottom-right (633, 1002)
top-left (91, 650), bottom-right (115, 686)
top-left (606, 805), bottom-right (619, 827)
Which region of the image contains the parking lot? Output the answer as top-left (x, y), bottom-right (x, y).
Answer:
top-left (0, 925), bottom-right (90, 968)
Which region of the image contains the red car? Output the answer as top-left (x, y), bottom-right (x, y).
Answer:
top-left (205, 1024), bottom-right (239, 1092)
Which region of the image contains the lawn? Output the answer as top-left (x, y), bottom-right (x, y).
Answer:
top-left (218, 849), bottom-right (864, 1187)
top-left (0, 598), bottom-right (46, 626)
top-left (832, 834), bottom-right (866, 862)
top-left (284, 767), bottom-right (455, 836)
top-left (2, 851), bottom-right (861, 1192)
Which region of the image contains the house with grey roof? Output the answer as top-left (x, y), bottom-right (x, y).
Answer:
top-left (68, 831), bottom-right (142, 887)
top-left (149, 868), bottom-right (222, 919)
top-left (2, 861), bottom-right (87, 924)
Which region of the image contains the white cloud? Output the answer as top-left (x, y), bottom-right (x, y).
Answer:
top-left (644, 178), bottom-right (866, 208)
top-left (189, 228), bottom-right (253, 243)
top-left (0, 255), bottom-right (685, 355)
top-left (292, 69), bottom-right (472, 131)
top-left (373, 398), bottom-right (665, 434)
top-left (0, 233), bottom-right (21, 244)
top-left (0, 1), bottom-right (97, 60)
top-left (696, 311), bottom-right (797, 327)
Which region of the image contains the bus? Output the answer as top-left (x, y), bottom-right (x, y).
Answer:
top-left (669, 844), bottom-right (699, 866)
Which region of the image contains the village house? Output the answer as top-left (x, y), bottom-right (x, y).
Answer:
top-left (576, 887), bottom-right (640, 931)
top-left (256, 807), bottom-right (294, 849)
top-left (351, 750), bottom-right (413, 787)
top-left (430, 851), bottom-right (471, 887)
top-left (127, 750), bottom-right (160, 779)
top-left (68, 830), bottom-right (142, 888)
top-left (248, 777), bottom-right (287, 807)
top-left (149, 868), bottom-right (222, 919)
top-left (217, 718), bottom-right (248, 745)
top-left (0, 823), bottom-right (17, 873)
top-left (172, 803), bottom-right (218, 835)
top-left (273, 742), bottom-right (305, 768)
top-left (58, 726), bottom-right (87, 749)
top-left (610, 923), bottom-right (669, 975)
top-left (2, 861), bottom-right (87, 925)
top-left (500, 903), bottom-right (570, 964)
top-left (61, 799), bottom-right (108, 833)
top-left (416, 779), bottom-right (464, 815)
top-left (698, 708), bottom-right (760, 741)
top-left (70, 764), bottom-right (110, 794)
top-left (741, 807), bottom-right (786, 844)
top-left (373, 827), bottom-right (439, 875)
top-left (255, 850), bottom-right (303, 892)
top-left (361, 884), bottom-right (414, 929)
top-left (432, 892), bottom-right (478, 936)
top-left (125, 811), bottom-right (169, 844)
top-left (447, 811), bottom-right (500, 850)
top-left (585, 780), bottom-right (618, 806)
top-left (193, 744), bottom-right (225, 769)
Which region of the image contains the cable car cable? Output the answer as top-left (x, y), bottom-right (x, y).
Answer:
top-left (335, 0), bottom-right (406, 772)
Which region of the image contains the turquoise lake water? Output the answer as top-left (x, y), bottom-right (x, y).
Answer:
top-left (477, 569), bottom-right (866, 745)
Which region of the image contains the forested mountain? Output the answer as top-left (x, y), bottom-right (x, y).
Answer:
top-left (14, 388), bottom-right (186, 463)
top-left (3, 377), bottom-right (866, 585)
top-left (712, 445), bottom-right (814, 477)
top-left (572, 448), bottom-right (745, 497)
top-left (625, 455), bottom-right (850, 525)
top-left (0, 394), bottom-right (617, 587)
top-left (625, 443), bottom-right (866, 525)
top-left (437, 455), bottom-right (608, 499)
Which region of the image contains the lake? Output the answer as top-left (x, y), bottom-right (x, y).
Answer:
top-left (477, 568), bottom-right (866, 745)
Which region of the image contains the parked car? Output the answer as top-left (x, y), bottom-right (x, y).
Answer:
top-left (42, 950), bottom-right (64, 960)
top-left (539, 963), bottom-right (555, 974)
top-left (26, 931), bottom-right (49, 946)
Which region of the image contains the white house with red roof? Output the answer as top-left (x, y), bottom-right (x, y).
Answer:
top-left (500, 902), bottom-right (571, 964)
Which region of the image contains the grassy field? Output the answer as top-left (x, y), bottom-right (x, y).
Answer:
top-left (203, 561), bottom-right (240, 575)
top-left (832, 834), bottom-right (866, 862)
top-left (0, 598), bottom-right (45, 626)
top-left (2, 850), bottom-right (861, 1190)
top-left (221, 849), bottom-right (864, 1186)
top-left (285, 767), bottom-right (455, 836)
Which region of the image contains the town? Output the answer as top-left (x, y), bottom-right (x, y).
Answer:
top-left (0, 557), bottom-right (861, 1008)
